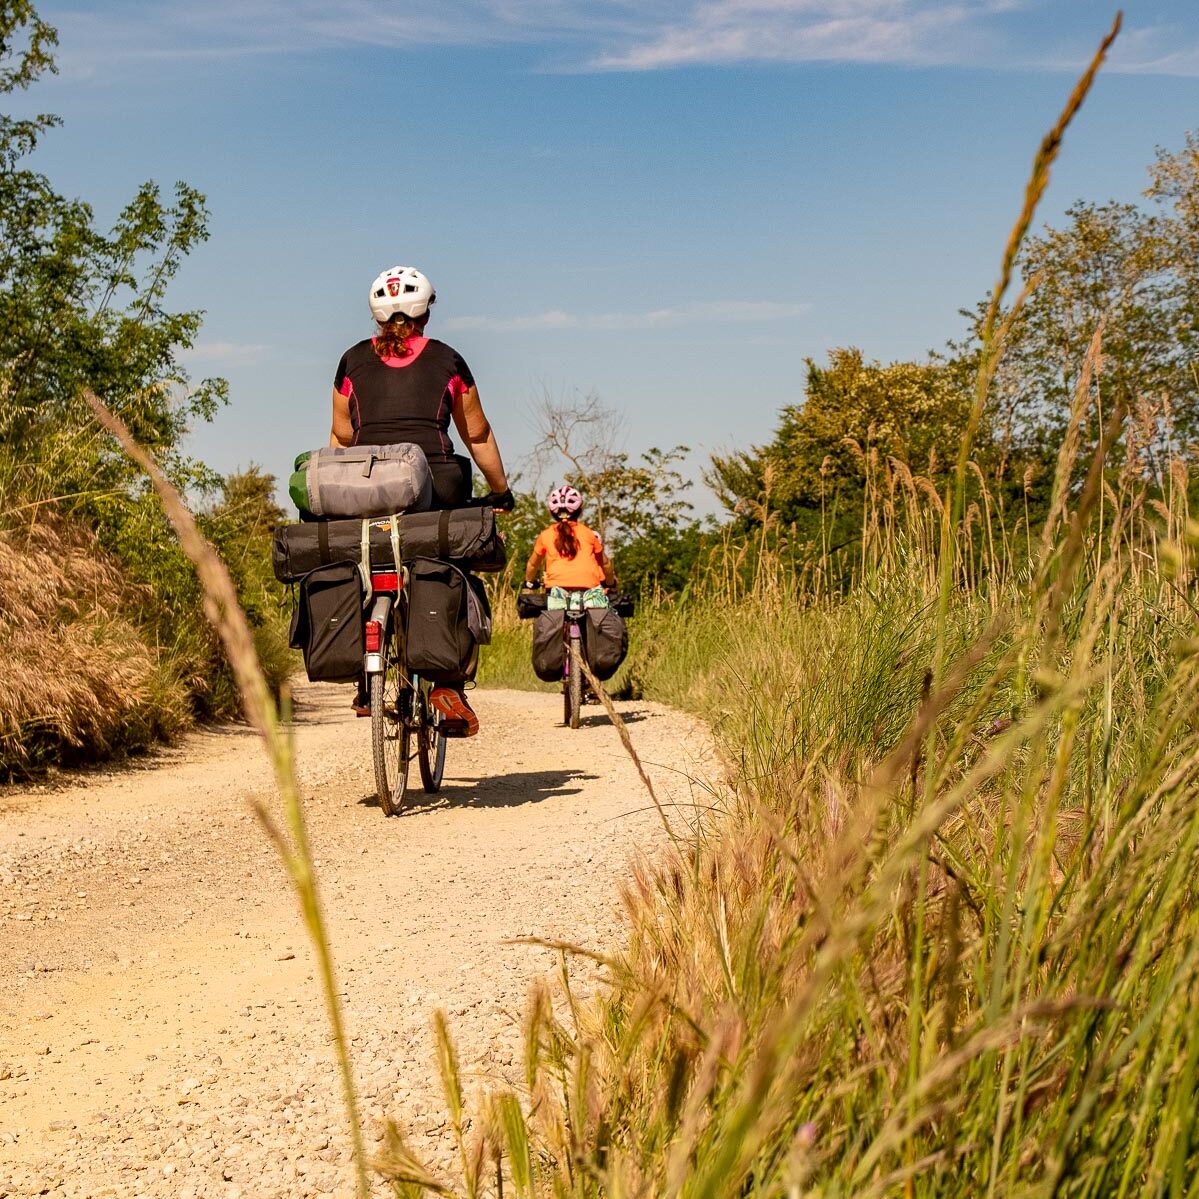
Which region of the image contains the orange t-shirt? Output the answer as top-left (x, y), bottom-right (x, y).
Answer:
top-left (533, 521), bottom-right (606, 590)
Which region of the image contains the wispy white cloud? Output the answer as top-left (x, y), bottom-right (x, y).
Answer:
top-left (46, 0), bottom-right (1199, 77)
top-left (444, 298), bottom-right (810, 332)
top-left (591, 1), bottom-right (1006, 71)
top-left (178, 340), bottom-right (271, 366)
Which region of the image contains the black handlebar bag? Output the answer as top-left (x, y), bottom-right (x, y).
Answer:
top-left (289, 561), bottom-right (365, 683)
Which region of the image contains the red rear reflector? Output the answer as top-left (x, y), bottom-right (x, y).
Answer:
top-left (364, 620), bottom-right (382, 652)
top-left (371, 572), bottom-right (400, 591)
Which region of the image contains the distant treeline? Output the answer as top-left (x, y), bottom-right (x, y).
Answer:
top-left (547, 129), bottom-right (1199, 595)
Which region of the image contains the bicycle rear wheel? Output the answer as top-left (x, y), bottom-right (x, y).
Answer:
top-left (417, 682), bottom-right (446, 792)
top-left (371, 631), bottom-right (412, 816)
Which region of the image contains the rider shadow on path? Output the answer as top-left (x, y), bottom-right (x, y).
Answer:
top-left (358, 768), bottom-right (600, 815)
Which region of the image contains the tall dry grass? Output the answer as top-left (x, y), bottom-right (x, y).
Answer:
top-left (0, 519), bottom-right (192, 776)
top-left (402, 425), bottom-right (1199, 1193)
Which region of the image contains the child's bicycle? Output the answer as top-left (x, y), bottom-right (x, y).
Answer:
top-left (517, 587), bottom-right (634, 729)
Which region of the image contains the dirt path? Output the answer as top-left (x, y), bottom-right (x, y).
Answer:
top-left (0, 685), bottom-right (712, 1199)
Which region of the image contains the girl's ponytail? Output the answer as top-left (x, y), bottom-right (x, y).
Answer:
top-left (553, 516), bottom-right (579, 559)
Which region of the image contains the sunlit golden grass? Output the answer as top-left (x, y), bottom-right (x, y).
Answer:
top-left (0, 518), bottom-right (191, 776)
top-left (398, 387), bottom-right (1199, 1196)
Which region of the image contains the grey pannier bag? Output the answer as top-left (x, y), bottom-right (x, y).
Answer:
top-left (289, 444), bottom-right (433, 519)
top-left (532, 610), bottom-right (566, 682)
top-left (584, 607), bottom-right (628, 680)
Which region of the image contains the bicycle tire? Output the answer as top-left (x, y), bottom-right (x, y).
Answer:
top-left (417, 683), bottom-right (446, 792)
top-left (371, 633), bottom-right (411, 816)
top-left (567, 638), bottom-right (583, 729)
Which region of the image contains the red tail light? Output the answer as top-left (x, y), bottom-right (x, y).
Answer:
top-left (364, 620), bottom-right (382, 652)
top-left (371, 572), bottom-right (400, 591)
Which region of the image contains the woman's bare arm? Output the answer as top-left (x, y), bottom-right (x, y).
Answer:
top-left (524, 550), bottom-right (544, 585)
top-left (452, 385), bottom-right (508, 493)
top-left (330, 388), bottom-right (353, 448)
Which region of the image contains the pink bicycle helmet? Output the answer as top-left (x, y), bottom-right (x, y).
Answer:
top-left (548, 485), bottom-right (583, 517)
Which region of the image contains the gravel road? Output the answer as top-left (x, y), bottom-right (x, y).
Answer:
top-left (0, 684), bottom-right (712, 1198)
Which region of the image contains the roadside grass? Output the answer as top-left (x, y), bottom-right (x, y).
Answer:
top-left (0, 519), bottom-right (191, 777)
top-left (378, 17), bottom-right (1199, 1196)
top-left (0, 506), bottom-right (292, 779)
top-left (396, 433), bottom-right (1199, 1194)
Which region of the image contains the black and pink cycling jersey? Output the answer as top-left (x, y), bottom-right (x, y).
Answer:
top-left (334, 336), bottom-right (474, 466)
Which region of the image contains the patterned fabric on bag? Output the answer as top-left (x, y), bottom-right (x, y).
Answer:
top-left (547, 585), bottom-right (608, 611)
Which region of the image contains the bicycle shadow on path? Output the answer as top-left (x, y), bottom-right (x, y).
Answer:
top-left (357, 767), bottom-right (600, 815)
top-left (573, 707), bottom-right (652, 729)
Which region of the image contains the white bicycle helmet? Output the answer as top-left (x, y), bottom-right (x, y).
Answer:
top-left (548, 485), bottom-right (583, 517)
top-left (369, 265), bottom-right (435, 322)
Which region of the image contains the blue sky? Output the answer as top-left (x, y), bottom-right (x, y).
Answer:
top-left (14, 1), bottom-right (1199, 509)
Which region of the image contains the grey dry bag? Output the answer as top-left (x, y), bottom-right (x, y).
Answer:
top-left (289, 444), bottom-right (432, 519)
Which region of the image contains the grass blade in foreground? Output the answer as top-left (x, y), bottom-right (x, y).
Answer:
top-left (84, 389), bottom-right (370, 1199)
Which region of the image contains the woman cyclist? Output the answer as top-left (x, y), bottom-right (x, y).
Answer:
top-left (524, 485), bottom-right (616, 593)
top-left (332, 264), bottom-right (511, 735)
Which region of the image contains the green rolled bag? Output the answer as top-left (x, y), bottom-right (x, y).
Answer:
top-left (288, 444), bottom-right (433, 519)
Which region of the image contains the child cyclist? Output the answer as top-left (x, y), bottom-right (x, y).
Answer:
top-left (524, 485), bottom-right (616, 595)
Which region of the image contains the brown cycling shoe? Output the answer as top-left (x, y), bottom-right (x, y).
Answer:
top-left (429, 687), bottom-right (479, 737)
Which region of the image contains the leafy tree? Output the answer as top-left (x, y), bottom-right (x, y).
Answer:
top-left (708, 348), bottom-right (973, 531)
top-left (529, 391), bottom-right (703, 591)
top-left (957, 134), bottom-right (1199, 479)
top-left (978, 201), bottom-right (1185, 467)
top-left (0, 0), bottom-right (225, 512)
top-left (0, 3), bottom-right (289, 735)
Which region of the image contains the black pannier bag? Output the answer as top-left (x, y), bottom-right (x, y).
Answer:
top-left (289, 562), bottom-right (365, 683)
top-left (532, 609), bottom-right (566, 682)
top-left (404, 558), bottom-right (490, 680)
top-left (272, 507), bottom-right (506, 583)
top-left (584, 607), bottom-right (628, 681)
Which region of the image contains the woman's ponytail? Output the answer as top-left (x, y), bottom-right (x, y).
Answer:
top-left (373, 313), bottom-right (420, 360)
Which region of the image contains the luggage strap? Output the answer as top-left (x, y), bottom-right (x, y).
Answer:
top-left (357, 515), bottom-right (405, 606)
top-left (389, 514), bottom-right (403, 578)
top-left (438, 509), bottom-right (451, 559)
top-left (358, 520), bottom-right (374, 606)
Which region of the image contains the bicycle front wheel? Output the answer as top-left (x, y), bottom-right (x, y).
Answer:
top-left (371, 634), bottom-right (412, 816)
top-left (566, 639), bottom-right (583, 730)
